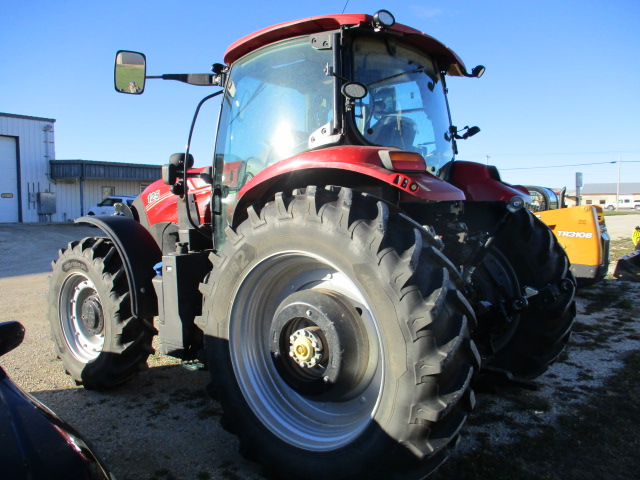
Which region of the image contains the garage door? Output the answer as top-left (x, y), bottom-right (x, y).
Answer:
top-left (0, 136), bottom-right (20, 222)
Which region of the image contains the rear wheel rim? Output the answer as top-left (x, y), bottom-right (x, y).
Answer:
top-left (228, 251), bottom-right (383, 451)
top-left (59, 273), bottom-right (105, 363)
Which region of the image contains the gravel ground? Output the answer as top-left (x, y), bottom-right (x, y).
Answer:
top-left (0, 215), bottom-right (638, 480)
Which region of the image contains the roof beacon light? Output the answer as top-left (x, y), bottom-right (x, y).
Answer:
top-left (373, 10), bottom-right (395, 31)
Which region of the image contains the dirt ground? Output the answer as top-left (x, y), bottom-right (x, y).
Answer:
top-left (0, 215), bottom-right (638, 480)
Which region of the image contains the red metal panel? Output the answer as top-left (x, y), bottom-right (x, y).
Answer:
top-left (223, 14), bottom-right (467, 75)
top-left (450, 161), bottom-right (531, 203)
top-left (141, 168), bottom-right (211, 226)
top-left (237, 146), bottom-right (465, 201)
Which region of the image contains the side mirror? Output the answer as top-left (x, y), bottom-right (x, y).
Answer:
top-left (0, 321), bottom-right (24, 357)
top-left (471, 65), bottom-right (486, 78)
top-left (162, 164), bottom-right (177, 185)
top-left (462, 126), bottom-right (480, 139)
top-left (169, 153), bottom-right (194, 170)
top-left (163, 153), bottom-right (195, 186)
top-left (114, 50), bottom-right (146, 94)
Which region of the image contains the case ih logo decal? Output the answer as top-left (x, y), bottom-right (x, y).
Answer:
top-left (556, 231), bottom-right (593, 239)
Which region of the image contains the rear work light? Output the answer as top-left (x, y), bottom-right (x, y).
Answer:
top-left (378, 150), bottom-right (427, 172)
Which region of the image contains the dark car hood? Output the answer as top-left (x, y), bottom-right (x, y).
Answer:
top-left (0, 368), bottom-right (113, 480)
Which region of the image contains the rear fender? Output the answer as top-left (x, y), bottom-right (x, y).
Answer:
top-left (231, 146), bottom-right (465, 227)
top-left (451, 161), bottom-right (531, 203)
top-left (75, 215), bottom-right (162, 318)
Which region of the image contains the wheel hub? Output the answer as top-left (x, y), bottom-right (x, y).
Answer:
top-left (80, 295), bottom-right (104, 335)
top-left (270, 289), bottom-right (369, 401)
top-left (289, 327), bottom-right (324, 367)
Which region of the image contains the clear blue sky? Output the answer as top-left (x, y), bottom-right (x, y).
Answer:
top-left (3, 0), bottom-right (639, 190)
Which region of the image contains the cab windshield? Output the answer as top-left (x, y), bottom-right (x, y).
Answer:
top-left (351, 36), bottom-right (454, 176)
top-left (214, 36), bottom-right (333, 187)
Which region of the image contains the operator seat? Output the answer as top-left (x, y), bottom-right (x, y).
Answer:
top-left (369, 115), bottom-right (418, 151)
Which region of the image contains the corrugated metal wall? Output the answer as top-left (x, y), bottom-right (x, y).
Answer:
top-left (0, 113), bottom-right (56, 222)
top-left (1, 113), bottom-right (161, 223)
top-left (52, 179), bottom-right (153, 221)
top-left (57, 179), bottom-right (151, 221)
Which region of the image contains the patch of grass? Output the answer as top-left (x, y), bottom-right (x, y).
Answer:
top-left (603, 211), bottom-right (638, 216)
top-left (614, 297), bottom-right (634, 310)
top-left (578, 277), bottom-right (636, 315)
top-left (607, 238), bottom-right (637, 268)
top-left (148, 400), bottom-right (171, 417)
top-left (436, 350), bottom-right (640, 480)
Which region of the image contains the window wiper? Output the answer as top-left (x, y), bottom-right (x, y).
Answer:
top-left (368, 67), bottom-right (425, 87)
top-left (229, 83), bottom-right (267, 124)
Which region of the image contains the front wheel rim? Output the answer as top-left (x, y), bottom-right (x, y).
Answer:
top-left (228, 251), bottom-right (384, 452)
top-left (59, 273), bottom-right (105, 363)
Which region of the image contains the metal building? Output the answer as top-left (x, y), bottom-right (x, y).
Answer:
top-left (0, 112), bottom-right (161, 222)
top-left (0, 113), bottom-right (56, 222)
top-left (50, 159), bottom-right (161, 220)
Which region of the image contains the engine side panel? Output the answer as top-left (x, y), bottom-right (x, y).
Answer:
top-left (140, 170), bottom-right (212, 227)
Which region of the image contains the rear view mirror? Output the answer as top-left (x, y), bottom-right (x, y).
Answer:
top-left (0, 321), bottom-right (24, 357)
top-left (114, 50), bottom-right (146, 94)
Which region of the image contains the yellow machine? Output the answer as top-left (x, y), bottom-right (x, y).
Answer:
top-left (526, 186), bottom-right (610, 285)
top-left (613, 226), bottom-right (640, 282)
top-left (535, 205), bottom-right (610, 285)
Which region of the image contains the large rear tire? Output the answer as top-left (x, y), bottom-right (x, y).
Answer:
top-left (48, 237), bottom-right (155, 390)
top-left (470, 208), bottom-right (576, 380)
top-left (197, 187), bottom-right (478, 480)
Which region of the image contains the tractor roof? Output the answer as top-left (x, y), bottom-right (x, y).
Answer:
top-left (224, 13), bottom-right (469, 77)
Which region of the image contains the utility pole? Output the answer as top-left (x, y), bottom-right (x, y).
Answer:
top-left (616, 155), bottom-right (621, 211)
top-left (576, 172), bottom-right (583, 206)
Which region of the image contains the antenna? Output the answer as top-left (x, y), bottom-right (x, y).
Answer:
top-left (342, 0), bottom-right (350, 14)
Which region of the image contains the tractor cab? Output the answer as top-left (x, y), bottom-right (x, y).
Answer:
top-left (212, 11), bottom-right (483, 196)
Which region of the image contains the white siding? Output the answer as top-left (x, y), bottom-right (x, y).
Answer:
top-left (1, 113), bottom-right (160, 222)
top-left (0, 114), bottom-right (56, 222)
top-left (0, 136), bottom-right (20, 221)
top-left (53, 180), bottom-right (81, 222)
top-left (54, 179), bottom-right (152, 220)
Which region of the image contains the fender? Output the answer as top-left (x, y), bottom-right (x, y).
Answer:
top-left (450, 161), bottom-right (531, 203)
top-left (231, 146), bottom-right (465, 226)
top-left (75, 215), bottom-right (162, 318)
top-left (238, 146), bottom-right (464, 202)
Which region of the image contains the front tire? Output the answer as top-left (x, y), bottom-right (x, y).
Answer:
top-left (48, 237), bottom-right (155, 390)
top-left (198, 187), bottom-right (478, 480)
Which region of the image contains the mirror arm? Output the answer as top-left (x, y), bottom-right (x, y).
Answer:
top-left (145, 73), bottom-right (225, 86)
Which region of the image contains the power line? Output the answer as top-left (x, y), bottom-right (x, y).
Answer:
top-left (461, 149), bottom-right (640, 158)
top-left (499, 160), bottom-right (640, 171)
top-left (501, 161), bottom-right (616, 171)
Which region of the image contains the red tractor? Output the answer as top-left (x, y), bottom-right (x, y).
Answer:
top-left (49, 11), bottom-right (576, 479)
